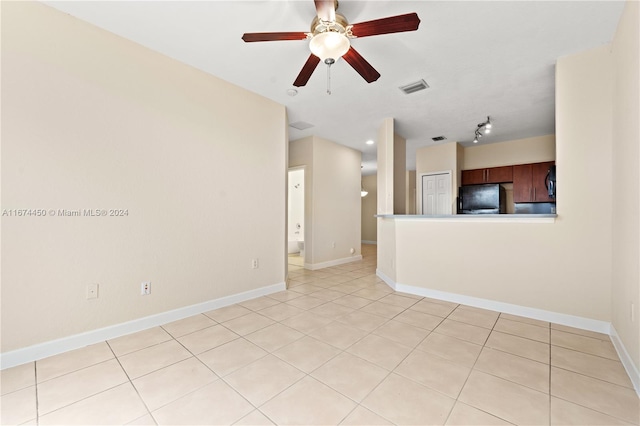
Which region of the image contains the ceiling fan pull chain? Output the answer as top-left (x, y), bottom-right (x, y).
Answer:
top-left (325, 58), bottom-right (335, 95)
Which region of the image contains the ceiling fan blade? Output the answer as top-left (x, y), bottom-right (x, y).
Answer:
top-left (293, 54), bottom-right (321, 87)
top-left (242, 32), bottom-right (308, 42)
top-left (314, 0), bottom-right (336, 22)
top-left (350, 12), bottom-right (421, 38)
top-left (342, 47), bottom-right (380, 83)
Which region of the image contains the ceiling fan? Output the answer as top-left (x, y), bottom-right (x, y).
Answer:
top-left (241, 0), bottom-right (420, 88)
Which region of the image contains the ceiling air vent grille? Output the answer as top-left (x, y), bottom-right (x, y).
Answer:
top-left (399, 79), bottom-right (429, 95)
top-left (289, 121), bottom-right (314, 130)
top-left (432, 136), bottom-right (447, 141)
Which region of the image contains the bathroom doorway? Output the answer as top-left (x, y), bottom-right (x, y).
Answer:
top-left (288, 167), bottom-right (305, 271)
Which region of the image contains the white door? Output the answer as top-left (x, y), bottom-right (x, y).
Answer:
top-left (421, 172), bottom-right (451, 215)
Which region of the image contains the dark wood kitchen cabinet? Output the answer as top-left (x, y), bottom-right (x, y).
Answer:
top-left (461, 166), bottom-right (513, 185)
top-left (513, 161), bottom-right (555, 202)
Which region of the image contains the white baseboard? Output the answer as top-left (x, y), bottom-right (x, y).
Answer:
top-left (0, 282), bottom-right (286, 370)
top-left (361, 240), bottom-right (377, 245)
top-left (610, 325), bottom-right (640, 397)
top-left (375, 269), bottom-right (396, 289)
top-left (305, 255), bottom-right (363, 270)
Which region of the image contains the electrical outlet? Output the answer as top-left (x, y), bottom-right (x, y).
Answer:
top-left (87, 283), bottom-right (99, 299)
top-left (251, 258), bottom-right (259, 269)
top-left (141, 282), bottom-right (151, 295)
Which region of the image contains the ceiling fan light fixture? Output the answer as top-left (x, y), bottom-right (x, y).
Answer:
top-left (309, 31), bottom-right (350, 62)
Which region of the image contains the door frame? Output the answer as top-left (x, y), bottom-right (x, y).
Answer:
top-left (417, 170), bottom-right (453, 215)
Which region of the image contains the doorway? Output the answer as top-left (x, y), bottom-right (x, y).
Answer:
top-left (419, 171), bottom-right (452, 215)
top-left (287, 167), bottom-right (305, 271)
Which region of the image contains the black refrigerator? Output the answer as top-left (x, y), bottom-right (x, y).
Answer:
top-left (458, 184), bottom-right (506, 214)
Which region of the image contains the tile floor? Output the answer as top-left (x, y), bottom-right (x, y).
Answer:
top-left (1, 245), bottom-right (638, 425)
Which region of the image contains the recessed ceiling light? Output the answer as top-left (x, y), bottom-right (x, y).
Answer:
top-left (366, 140), bottom-right (375, 145)
top-left (286, 89), bottom-right (298, 97)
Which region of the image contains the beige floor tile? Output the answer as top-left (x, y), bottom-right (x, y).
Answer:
top-left (198, 338), bottom-right (268, 376)
top-left (500, 313), bottom-right (550, 328)
top-left (260, 376), bottom-right (356, 425)
top-left (422, 297), bottom-right (459, 307)
top-left (256, 303), bottom-right (305, 321)
top-left (222, 312), bottom-right (275, 336)
top-left (132, 357), bottom-right (217, 411)
top-left (445, 402), bottom-right (512, 425)
top-left (551, 323), bottom-right (610, 341)
top-left (289, 283), bottom-right (325, 295)
top-left (280, 311), bottom-right (333, 334)
top-left (378, 294), bottom-right (420, 308)
top-left (551, 330), bottom-right (618, 360)
top-left (273, 336), bottom-right (341, 373)
top-left (223, 355), bottom-right (304, 406)
top-left (152, 380), bottom-right (253, 425)
top-left (332, 294), bottom-right (374, 309)
top-left (119, 340), bottom-right (192, 379)
top-left (359, 301), bottom-right (406, 319)
top-left (448, 306), bottom-right (500, 329)
top-left (373, 319), bottom-right (430, 348)
top-left (126, 413), bottom-right (156, 425)
top-left (309, 301), bottom-right (355, 318)
top-left (394, 309), bottom-right (444, 330)
top-left (340, 406), bottom-right (393, 425)
top-left (234, 409), bottom-right (275, 425)
top-left (335, 310), bottom-right (388, 332)
top-left (459, 370), bottom-right (549, 425)
top-left (494, 318), bottom-right (550, 343)
top-left (0, 386), bottom-right (36, 425)
top-left (312, 289), bottom-right (349, 301)
top-left (244, 323), bottom-right (304, 352)
top-left (410, 300), bottom-right (457, 317)
top-left (474, 347), bottom-right (549, 393)
top-left (433, 319), bottom-right (491, 345)
top-left (346, 334), bottom-right (412, 370)
top-left (350, 288), bottom-right (391, 301)
top-left (550, 397), bottom-right (633, 425)
top-left (38, 382), bottom-right (147, 425)
top-left (284, 295), bottom-right (327, 310)
top-left (239, 296), bottom-right (281, 311)
top-left (177, 324), bottom-right (239, 354)
top-left (416, 332), bottom-right (483, 368)
top-left (1, 363), bottom-right (35, 395)
top-left (161, 314), bottom-right (216, 338)
top-left (267, 290), bottom-right (302, 303)
top-left (485, 331), bottom-right (550, 363)
top-left (331, 284), bottom-right (369, 295)
top-left (204, 304), bottom-right (252, 323)
top-left (550, 367), bottom-right (639, 424)
top-left (311, 352), bottom-right (388, 402)
top-left (395, 350), bottom-right (471, 398)
top-left (308, 321), bottom-right (367, 350)
top-left (362, 373), bottom-right (455, 425)
top-left (108, 327), bottom-right (172, 357)
top-left (551, 345), bottom-right (633, 388)
top-left (37, 359), bottom-right (128, 415)
top-left (37, 342), bottom-right (114, 383)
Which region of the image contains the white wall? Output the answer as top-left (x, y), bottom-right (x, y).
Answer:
top-left (611, 0), bottom-right (640, 375)
top-left (289, 136), bottom-right (362, 268)
top-left (1, 2), bottom-right (287, 353)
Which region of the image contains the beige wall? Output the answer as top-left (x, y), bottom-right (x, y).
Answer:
top-left (415, 142), bottom-right (460, 214)
top-left (406, 171), bottom-right (416, 214)
top-left (388, 44), bottom-right (614, 324)
top-left (393, 134), bottom-right (407, 214)
top-left (1, 3), bottom-right (287, 352)
top-left (611, 0), bottom-right (640, 371)
top-left (361, 175), bottom-right (377, 242)
top-left (290, 136), bottom-right (362, 267)
top-left (377, 118), bottom-right (394, 215)
top-left (463, 135), bottom-right (556, 170)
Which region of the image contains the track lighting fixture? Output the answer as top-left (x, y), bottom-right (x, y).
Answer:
top-left (472, 116), bottom-right (492, 143)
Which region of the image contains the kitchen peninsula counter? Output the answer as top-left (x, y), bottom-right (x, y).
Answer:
top-left (376, 214), bottom-right (556, 222)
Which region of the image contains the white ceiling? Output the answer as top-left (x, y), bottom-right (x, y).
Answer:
top-left (44, 1), bottom-right (624, 175)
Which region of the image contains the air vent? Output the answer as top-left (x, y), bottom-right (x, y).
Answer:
top-left (399, 79), bottom-right (429, 95)
top-left (289, 121), bottom-right (314, 131)
top-left (432, 136), bottom-right (447, 141)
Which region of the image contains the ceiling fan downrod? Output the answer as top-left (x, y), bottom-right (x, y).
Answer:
top-left (325, 57), bottom-right (335, 95)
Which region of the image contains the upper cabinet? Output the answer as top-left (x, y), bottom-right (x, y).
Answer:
top-left (461, 166), bottom-right (513, 185)
top-left (513, 161), bottom-right (555, 202)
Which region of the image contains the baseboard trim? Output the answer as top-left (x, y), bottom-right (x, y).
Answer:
top-left (0, 282), bottom-right (286, 370)
top-left (361, 240), bottom-right (377, 245)
top-left (305, 255), bottom-right (363, 270)
top-left (375, 269), bottom-right (396, 289)
top-left (610, 325), bottom-right (640, 397)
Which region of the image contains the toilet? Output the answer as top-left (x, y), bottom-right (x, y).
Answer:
top-left (297, 240), bottom-right (305, 259)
